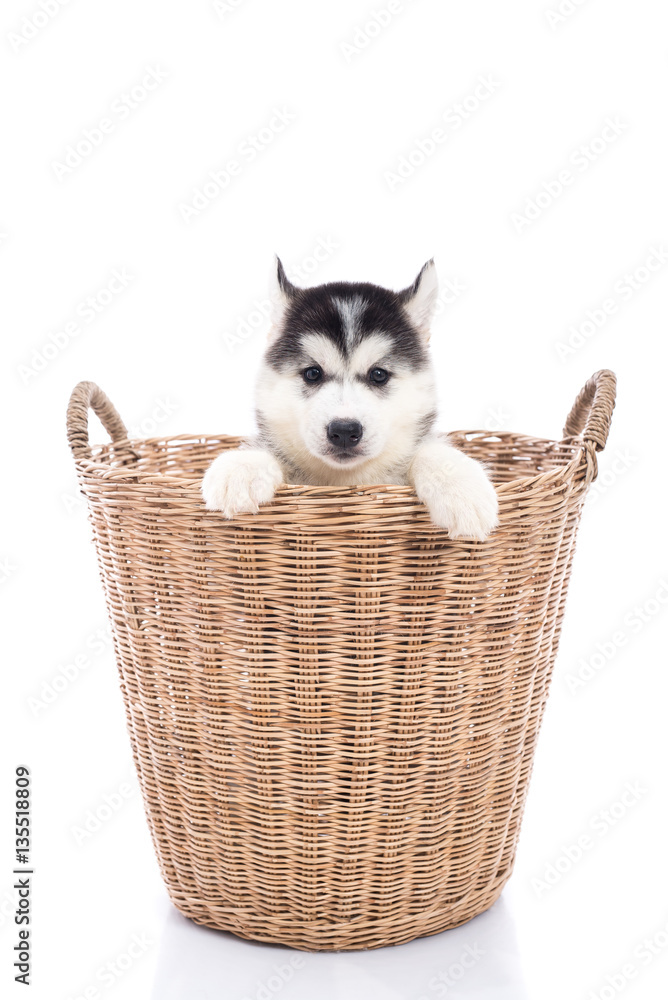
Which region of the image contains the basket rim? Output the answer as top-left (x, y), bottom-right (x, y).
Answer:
top-left (72, 428), bottom-right (588, 498)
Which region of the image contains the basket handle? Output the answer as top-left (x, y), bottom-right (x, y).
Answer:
top-left (563, 369), bottom-right (616, 452)
top-left (67, 381), bottom-right (130, 461)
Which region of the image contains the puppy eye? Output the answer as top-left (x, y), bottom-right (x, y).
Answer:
top-left (302, 366), bottom-right (322, 383)
top-left (368, 367), bottom-right (389, 385)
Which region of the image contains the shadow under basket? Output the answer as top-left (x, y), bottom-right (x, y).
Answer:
top-left (67, 370), bottom-right (616, 951)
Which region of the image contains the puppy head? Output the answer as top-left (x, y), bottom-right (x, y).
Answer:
top-left (255, 260), bottom-right (439, 478)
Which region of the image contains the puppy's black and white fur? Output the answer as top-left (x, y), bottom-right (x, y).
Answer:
top-left (202, 260), bottom-right (498, 539)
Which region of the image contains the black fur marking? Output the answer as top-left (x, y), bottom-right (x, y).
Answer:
top-left (254, 410), bottom-right (272, 442)
top-left (416, 409), bottom-right (437, 441)
top-left (353, 372), bottom-right (393, 393)
top-left (299, 372), bottom-right (335, 396)
top-left (265, 280), bottom-right (429, 372)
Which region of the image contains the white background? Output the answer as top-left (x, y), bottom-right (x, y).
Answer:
top-left (2, 0), bottom-right (667, 997)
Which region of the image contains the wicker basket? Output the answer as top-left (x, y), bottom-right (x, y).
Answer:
top-left (68, 370), bottom-right (616, 951)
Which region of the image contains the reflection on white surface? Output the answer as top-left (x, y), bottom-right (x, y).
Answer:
top-left (151, 895), bottom-right (528, 1000)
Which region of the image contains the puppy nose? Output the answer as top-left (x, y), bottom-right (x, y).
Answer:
top-left (327, 419), bottom-right (363, 449)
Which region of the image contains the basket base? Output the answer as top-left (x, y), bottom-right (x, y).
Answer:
top-left (164, 877), bottom-right (509, 952)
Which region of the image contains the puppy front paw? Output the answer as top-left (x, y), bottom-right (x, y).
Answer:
top-left (425, 477), bottom-right (499, 540)
top-left (411, 446), bottom-right (499, 540)
top-left (201, 449), bottom-right (283, 518)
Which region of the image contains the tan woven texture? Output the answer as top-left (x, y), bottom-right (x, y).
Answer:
top-left (68, 370), bottom-right (616, 951)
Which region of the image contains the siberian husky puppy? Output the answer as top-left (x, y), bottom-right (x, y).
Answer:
top-left (202, 260), bottom-right (498, 539)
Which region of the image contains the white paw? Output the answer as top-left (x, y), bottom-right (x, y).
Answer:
top-left (411, 445), bottom-right (499, 540)
top-left (201, 449), bottom-right (283, 518)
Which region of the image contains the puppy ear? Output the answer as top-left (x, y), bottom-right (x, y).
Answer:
top-left (276, 256), bottom-right (299, 300)
top-left (268, 256), bottom-right (300, 340)
top-left (398, 259), bottom-right (439, 340)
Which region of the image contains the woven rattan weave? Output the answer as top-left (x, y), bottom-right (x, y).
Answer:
top-left (68, 369), bottom-right (616, 951)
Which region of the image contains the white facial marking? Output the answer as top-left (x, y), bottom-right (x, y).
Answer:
top-left (333, 295), bottom-right (365, 349)
top-left (300, 333), bottom-right (347, 377)
top-left (347, 333), bottom-right (394, 374)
